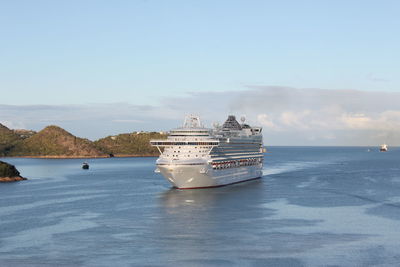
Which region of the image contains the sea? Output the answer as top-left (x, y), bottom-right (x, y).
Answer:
top-left (1, 147), bottom-right (400, 267)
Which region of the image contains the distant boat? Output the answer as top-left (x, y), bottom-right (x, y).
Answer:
top-left (380, 144), bottom-right (388, 152)
top-left (82, 162), bottom-right (89, 169)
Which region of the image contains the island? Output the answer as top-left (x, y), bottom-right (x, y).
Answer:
top-left (0, 161), bottom-right (26, 182)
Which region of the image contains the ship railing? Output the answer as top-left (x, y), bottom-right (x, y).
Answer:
top-left (150, 140), bottom-right (219, 146)
top-left (149, 140), bottom-right (220, 154)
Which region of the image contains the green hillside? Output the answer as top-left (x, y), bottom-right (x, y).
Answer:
top-left (94, 132), bottom-right (167, 156)
top-left (1, 124), bottom-right (167, 158)
top-left (0, 124), bottom-right (23, 156)
top-left (9, 125), bottom-right (107, 157)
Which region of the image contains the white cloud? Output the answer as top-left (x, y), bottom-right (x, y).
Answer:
top-left (0, 120), bottom-right (26, 130)
top-left (340, 113), bottom-right (373, 130)
top-left (112, 119), bottom-right (145, 123)
top-left (2, 86), bottom-right (400, 145)
top-left (257, 114), bottom-right (278, 130)
top-left (279, 111), bottom-right (311, 129)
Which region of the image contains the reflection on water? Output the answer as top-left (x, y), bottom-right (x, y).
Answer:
top-left (156, 180), bottom-right (269, 266)
top-left (160, 179), bottom-right (264, 208)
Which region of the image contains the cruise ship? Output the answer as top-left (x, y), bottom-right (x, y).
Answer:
top-left (150, 115), bottom-right (264, 189)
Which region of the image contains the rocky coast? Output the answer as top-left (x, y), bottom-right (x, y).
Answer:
top-left (0, 161), bottom-right (26, 182)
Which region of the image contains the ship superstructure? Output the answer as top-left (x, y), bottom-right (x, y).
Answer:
top-left (150, 115), bottom-right (264, 189)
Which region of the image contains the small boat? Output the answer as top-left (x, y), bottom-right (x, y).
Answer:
top-left (82, 162), bottom-right (89, 169)
top-left (380, 144), bottom-right (388, 152)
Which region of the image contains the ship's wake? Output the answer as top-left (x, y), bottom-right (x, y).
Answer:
top-left (262, 161), bottom-right (323, 176)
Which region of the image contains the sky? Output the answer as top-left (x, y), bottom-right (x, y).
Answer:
top-left (1, 0), bottom-right (400, 145)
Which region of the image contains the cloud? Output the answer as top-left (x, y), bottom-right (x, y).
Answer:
top-left (0, 120), bottom-right (26, 130)
top-left (340, 113), bottom-right (373, 129)
top-left (0, 103), bottom-right (175, 140)
top-left (280, 111), bottom-right (311, 129)
top-left (2, 86), bottom-right (400, 145)
top-left (113, 119), bottom-right (145, 123)
top-left (162, 86), bottom-right (400, 145)
top-left (366, 73), bottom-right (389, 82)
top-left (257, 114), bottom-right (279, 130)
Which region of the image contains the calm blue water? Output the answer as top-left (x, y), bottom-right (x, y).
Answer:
top-left (1, 147), bottom-right (400, 266)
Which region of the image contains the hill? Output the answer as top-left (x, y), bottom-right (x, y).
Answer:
top-left (0, 123), bottom-right (23, 156)
top-left (0, 160), bottom-right (26, 182)
top-left (94, 131), bottom-right (167, 156)
top-left (1, 124), bottom-right (168, 158)
top-left (9, 125), bottom-right (107, 158)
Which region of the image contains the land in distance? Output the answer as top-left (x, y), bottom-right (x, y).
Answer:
top-left (0, 123), bottom-right (166, 158)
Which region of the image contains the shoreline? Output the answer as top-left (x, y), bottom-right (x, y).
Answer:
top-left (0, 154), bottom-right (158, 159)
top-left (0, 176), bottom-right (27, 182)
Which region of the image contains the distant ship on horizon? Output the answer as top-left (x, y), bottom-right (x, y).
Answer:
top-left (150, 115), bottom-right (264, 189)
top-left (380, 144), bottom-right (388, 152)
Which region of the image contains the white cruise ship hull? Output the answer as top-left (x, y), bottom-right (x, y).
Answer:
top-left (157, 164), bottom-right (263, 189)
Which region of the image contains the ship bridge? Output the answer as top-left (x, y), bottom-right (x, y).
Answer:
top-left (150, 115), bottom-right (219, 158)
top-left (169, 129), bottom-right (211, 137)
top-left (167, 115), bottom-right (212, 136)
